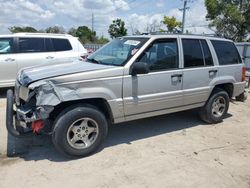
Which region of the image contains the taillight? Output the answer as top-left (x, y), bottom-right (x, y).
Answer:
top-left (242, 66), bottom-right (246, 81)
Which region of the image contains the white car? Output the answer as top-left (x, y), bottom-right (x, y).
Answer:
top-left (0, 33), bottom-right (87, 88)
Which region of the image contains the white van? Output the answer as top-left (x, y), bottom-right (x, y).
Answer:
top-left (0, 33), bottom-right (87, 88)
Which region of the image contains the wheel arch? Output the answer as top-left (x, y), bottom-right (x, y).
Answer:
top-left (50, 98), bottom-right (114, 123)
top-left (211, 83), bottom-right (234, 98)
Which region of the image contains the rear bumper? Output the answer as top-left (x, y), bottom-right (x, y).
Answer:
top-left (233, 81), bottom-right (246, 97)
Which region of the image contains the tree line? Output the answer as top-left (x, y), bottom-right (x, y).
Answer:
top-left (8, 16), bottom-right (180, 43)
top-left (8, 25), bottom-right (109, 44)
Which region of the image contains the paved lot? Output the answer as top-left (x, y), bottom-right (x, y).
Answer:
top-left (0, 89), bottom-right (250, 188)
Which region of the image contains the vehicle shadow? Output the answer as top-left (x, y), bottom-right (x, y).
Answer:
top-left (6, 109), bottom-right (232, 162)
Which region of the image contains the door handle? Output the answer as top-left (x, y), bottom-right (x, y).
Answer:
top-left (209, 70), bottom-right (218, 73)
top-left (5, 58), bottom-right (15, 62)
top-left (46, 56), bottom-right (54, 59)
top-left (171, 74), bottom-right (182, 82)
top-left (171, 74), bottom-right (183, 78)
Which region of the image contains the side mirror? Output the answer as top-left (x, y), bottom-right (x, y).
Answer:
top-left (131, 62), bottom-right (149, 76)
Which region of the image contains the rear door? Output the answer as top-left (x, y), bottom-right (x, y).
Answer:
top-left (181, 38), bottom-right (217, 105)
top-left (16, 37), bottom-right (55, 70)
top-left (0, 37), bottom-right (17, 87)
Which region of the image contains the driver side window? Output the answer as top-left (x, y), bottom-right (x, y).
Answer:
top-left (136, 39), bottom-right (178, 71)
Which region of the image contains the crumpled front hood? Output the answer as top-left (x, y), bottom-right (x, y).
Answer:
top-left (18, 61), bottom-right (113, 86)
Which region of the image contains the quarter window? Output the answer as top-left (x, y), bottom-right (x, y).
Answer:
top-left (211, 40), bottom-right (241, 65)
top-left (137, 39), bottom-right (178, 71)
top-left (0, 38), bottom-right (14, 54)
top-left (52, 38), bottom-right (72, 51)
top-left (19, 38), bottom-right (45, 53)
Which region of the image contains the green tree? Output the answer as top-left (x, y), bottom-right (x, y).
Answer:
top-left (205, 0), bottom-right (250, 41)
top-left (68, 27), bottom-right (77, 36)
top-left (45, 26), bottom-right (65, 34)
top-left (108, 18), bottom-right (127, 38)
top-left (162, 16), bottom-right (181, 33)
top-left (74, 26), bottom-right (97, 43)
top-left (8, 26), bottom-right (37, 33)
top-left (68, 26), bottom-right (107, 44)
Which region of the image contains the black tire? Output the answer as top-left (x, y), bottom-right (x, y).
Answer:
top-left (6, 89), bottom-right (16, 136)
top-left (52, 105), bottom-right (108, 157)
top-left (6, 89), bottom-right (33, 137)
top-left (199, 88), bottom-right (229, 124)
top-left (235, 92), bottom-right (247, 102)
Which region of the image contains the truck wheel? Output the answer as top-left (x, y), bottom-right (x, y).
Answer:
top-left (199, 88), bottom-right (229, 124)
top-left (235, 92), bottom-right (247, 102)
top-left (52, 105), bottom-right (108, 157)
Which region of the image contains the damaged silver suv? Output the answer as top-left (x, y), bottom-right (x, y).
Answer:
top-left (6, 34), bottom-right (246, 157)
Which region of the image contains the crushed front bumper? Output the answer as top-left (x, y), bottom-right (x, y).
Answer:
top-left (6, 89), bottom-right (54, 137)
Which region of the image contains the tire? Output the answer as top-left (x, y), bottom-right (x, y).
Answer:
top-left (199, 88), bottom-right (229, 124)
top-left (52, 105), bottom-right (108, 157)
top-left (6, 89), bottom-right (16, 136)
top-left (235, 92), bottom-right (247, 102)
top-left (6, 89), bottom-right (33, 137)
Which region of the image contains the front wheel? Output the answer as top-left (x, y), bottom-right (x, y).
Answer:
top-left (199, 88), bottom-right (229, 124)
top-left (52, 105), bottom-right (108, 157)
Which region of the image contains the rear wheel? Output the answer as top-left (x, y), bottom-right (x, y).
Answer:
top-left (52, 105), bottom-right (108, 157)
top-left (199, 88), bottom-right (229, 124)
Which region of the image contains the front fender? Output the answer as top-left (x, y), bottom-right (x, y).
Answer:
top-left (30, 80), bottom-right (119, 106)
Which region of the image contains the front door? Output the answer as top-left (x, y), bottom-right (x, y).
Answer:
top-left (123, 38), bottom-right (183, 117)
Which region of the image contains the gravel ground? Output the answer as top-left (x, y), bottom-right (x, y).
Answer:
top-left (0, 89), bottom-right (250, 188)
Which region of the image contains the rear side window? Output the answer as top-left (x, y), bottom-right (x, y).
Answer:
top-left (0, 38), bottom-right (14, 54)
top-left (18, 38), bottom-right (45, 53)
top-left (52, 38), bottom-right (72, 51)
top-left (211, 40), bottom-right (242, 65)
top-left (183, 39), bottom-right (204, 67)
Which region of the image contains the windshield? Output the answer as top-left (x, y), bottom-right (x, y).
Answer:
top-left (87, 37), bottom-right (149, 66)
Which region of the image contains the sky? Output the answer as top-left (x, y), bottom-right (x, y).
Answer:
top-left (0, 0), bottom-right (214, 38)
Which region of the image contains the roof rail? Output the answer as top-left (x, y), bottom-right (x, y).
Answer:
top-left (13, 32), bottom-right (73, 37)
top-left (139, 31), bottom-right (224, 38)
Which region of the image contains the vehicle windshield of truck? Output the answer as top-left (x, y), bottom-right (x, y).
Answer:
top-left (87, 37), bottom-right (149, 66)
